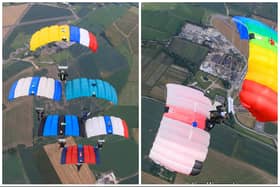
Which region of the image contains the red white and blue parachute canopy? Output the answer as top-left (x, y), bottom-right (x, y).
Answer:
top-left (61, 145), bottom-right (100, 165)
top-left (85, 116), bottom-right (129, 138)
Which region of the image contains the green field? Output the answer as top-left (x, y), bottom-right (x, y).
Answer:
top-left (142, 3), bottom-right (208, 41)
top-left (4, 20), bottom-right (62, 59)
top-left (264, 122), bottom-right (277, 135)
top-left (180, 149), bottom-right (276, 184)
top-left (115, 9), bottom-right (138, 35)
top-left (76, 4), bottom-right (130, 35)
top-left (210, 125), bottom-right (277, 176)
top-left (3, 61), bottom-right (32, 81)
top-left (75, 137), bottom-right (138, 178)
top-left (227, 3), bottom-right (277, 21)
top-left (3, 149), bottom-right (28, 184)
top-left (3, 145), bottom-right (61, 184)
top-left (142, 97), bottom-right (277, 183)
top-left (205, 88), bottom-right (227, 100)
top-left (168, 38), bottom-right (208, 72)
top-left (192, 70), bottom-right (215, 90)
top-left (21, 4), bottom-right (72, 22)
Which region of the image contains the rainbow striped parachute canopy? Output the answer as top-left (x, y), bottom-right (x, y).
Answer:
top-left (149, 84), bottom-right (213, 176)
top-left (232, 16), bottom-right (277, 122)
top-left (30, 25), bottom-right (98, 52)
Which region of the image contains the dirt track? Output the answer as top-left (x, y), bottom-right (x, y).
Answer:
top-left (43, 137), bottom-right (96, 184)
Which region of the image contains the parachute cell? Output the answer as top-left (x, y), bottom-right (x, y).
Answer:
top-left (8, 77), bottom-right (62, 101)
top-left (85, 116), bottom-right (129, 138)
top-left (65, 78), bottom-right (118, 104)
top-left (38, 115), bottom-right (85, 137)
top-left (30, 25), bottom-right (98, 52)
top-left (232, 16), bottom-right (277, 122)
top-left (149, 84), bottom-right (212, 175)
top-left (61, 145), bottom-right (99, 164)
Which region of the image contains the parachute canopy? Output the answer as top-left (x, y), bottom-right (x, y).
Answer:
top-left (149, 84), bottom-right (212, 176)
top-left (85, 116), bottom-right (129, 138)
top-left (30, 25), bottom-right (98, 52)
top-left (232, 16), bottom-right (277, 122)
top-left (38, 115), bottom-right (128, 138)
top-left (65, 78), bottom-right (118, 104)
top-left (61, 145), bottom-right (100, 165)
top-left (38, 115), bottom-right (85, 137)
top-left (8, 77), bottom-right (62, 101)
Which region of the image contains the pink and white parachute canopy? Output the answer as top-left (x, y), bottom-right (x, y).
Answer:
top-left (149, 84), bottom-right (213, 176)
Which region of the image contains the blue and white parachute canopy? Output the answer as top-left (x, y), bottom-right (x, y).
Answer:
top-left (8, 77), bottom-right (62, 101)
top-left (65, 78), bottom-right (118, 104)
top-left (38, 115), bottom-right (85, 137)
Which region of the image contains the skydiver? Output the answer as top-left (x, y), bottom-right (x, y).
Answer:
top-left (81, 111), bottom-right (91, 123)
top-left (76, 163), bottom-right (82, 171)
top-left (58, 138), bottom-right (66, 149)
top-left (58, 70), bottom-right (68, 82)
top-left (205, 105), bottom-right (228, 131)
top-left (35, 107), bottom-right (44, 122)
top-left (96, 139), bottom-right (105, 150)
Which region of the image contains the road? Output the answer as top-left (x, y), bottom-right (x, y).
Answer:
top-left (3, 15), bottom-right (74, 28)
top-left (118, 172), bottom-right (138, 183)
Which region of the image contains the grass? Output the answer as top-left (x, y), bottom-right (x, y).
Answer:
top-left (104, 67), bottom-right (130, 94)
top-left (205, 88), bottom-right (227, 100)
top-left (3, 60), bottom-right (32, 81)
top-left (192, 71), bottom-right (212, 90)
top-left (142, 10), bottom-right (183, 40)
top-left (227, 3), bottom-right (277, 21)
top-left (4, 20), bottom-right (64, 59)
top-left (75, 137), bottom-right (138, 178)
top-left (77, 4), bottom-right (129, 33)
top-left (10, 32), bottom-right (30, 49)
top-left (142, 3), bottom-right (208, 40)
top-left (264, 122), bottom-right (277, 135)
top-left (17, 145), bottom-right (44, 183)
top-left (21, 4), bottom-right (72, 22)
top-left (142, 44), bottom-right (163, 66)
top-left (210, 125), bottom-right (277, 176)
top-left (169, 38), bottom-right (208, 63)
top-left (233, 122), bottom-right (274, 146)
top-left (93, 140), bottom-right (138, 178)
top-left (3, 149), bottom-right (28, 184)
top-left (180, 149), bottom-right (276, 184)
top-left (50, 50), bottom-right (74, 65)
top-left (115, 9), bottom-right (138, 35)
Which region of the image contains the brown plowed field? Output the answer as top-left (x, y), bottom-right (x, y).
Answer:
top-left (3, 4), bottom-right (29, 38)
top-left (43, 137), bottom-right (96, 184)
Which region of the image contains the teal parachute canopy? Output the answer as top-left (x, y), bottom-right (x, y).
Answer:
top-left (65, 78), bottom-right (118, 104)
